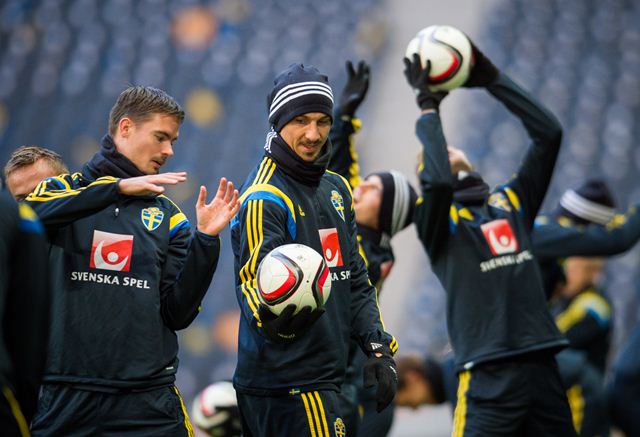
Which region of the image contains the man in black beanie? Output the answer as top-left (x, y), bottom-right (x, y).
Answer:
top-left (532, 179), bottom-right (640, 298)
top-left (328, 60), bottom-right (417, 437)
top-left (231, 63), bottom-right (398, 437)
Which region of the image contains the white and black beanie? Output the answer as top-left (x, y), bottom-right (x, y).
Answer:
top-left (267, 63), bottom-right (334, 132)
top-left (368, 170), bottom-right (418, 239)
top-left (557, 179), bottom-right (616, 225)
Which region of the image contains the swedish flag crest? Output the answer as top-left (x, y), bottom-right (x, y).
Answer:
top-left (331, 190), bottom-right (345, 221)
top-left (334, 418), bottom-right (346, 437)
top-left (141, 207), bottom-right (164, 231)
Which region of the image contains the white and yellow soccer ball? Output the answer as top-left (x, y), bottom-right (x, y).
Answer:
top-left (257, 243), bottom-right (331, 316)
top-left (405, 25), bottom-right (472, 91)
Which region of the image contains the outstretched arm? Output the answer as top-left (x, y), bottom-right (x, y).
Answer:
top-left (160, 178), bottom-right (240, 330)
top-left (403, 54), bottom-right (453, 258)
top-left (329, 60), bottom-right (370, 188)
top-left (533, 205), bottom-right (640, 258)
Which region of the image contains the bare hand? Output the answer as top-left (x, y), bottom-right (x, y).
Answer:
top-left (196, 177), bottom-right (240, 236)
top-left (118, 172), bottom-right (187, 196)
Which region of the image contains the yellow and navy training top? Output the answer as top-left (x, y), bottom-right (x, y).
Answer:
top-left (231, 154), bottom-right (397, 395)
top-left (415, 72), bottom-right (567, 371)
top-left (532, 207), bottom-right (640, 298)
top-left (553, 288), bottom-right (612, 373)
top-left (26, 171), bottom-right (220, 391)
top-left (0, 192), bottom-right (50, 424)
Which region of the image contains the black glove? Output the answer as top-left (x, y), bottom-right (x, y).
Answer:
top-left (363, 343), bottom-right (398, 412)
top-left (338, 60), bottom-right (370, 118)
top-left (463, 40), bottom-right (499, 88)
top-left (258, 304), bottom-right (325, 343)
top-left (403, 54), bottom-right (448, 111)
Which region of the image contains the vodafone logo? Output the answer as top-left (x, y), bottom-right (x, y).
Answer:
top-left (90, 230), bottom-right (134, 272)
top-left (480, 219), bottom-right (519, 256)
top-left (318, 228), bottom-right (343, 267)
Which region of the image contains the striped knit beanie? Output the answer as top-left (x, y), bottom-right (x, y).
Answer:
top-left (558, 179), bottom-right (616, 225)
top-left (267, 63), bottom-right (334, 132)
top-left (369, 170), bottom-right (418, 239)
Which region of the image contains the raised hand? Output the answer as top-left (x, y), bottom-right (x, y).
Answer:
top-left (196, 177), bottom-right (240, 236)
top-left (403, 54), bottom-right (448, 111)
top-left (118, 172), bottom-right (187, 196)
top-left (338, 60), bottom-right (370, 118)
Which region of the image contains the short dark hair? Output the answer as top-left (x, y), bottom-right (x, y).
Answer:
top-left (4, 146), bottom-right (68, 178)
top-left (108, 86), bottom-right (185, 136)
top-left (396, 355), bottom-right (428, 390)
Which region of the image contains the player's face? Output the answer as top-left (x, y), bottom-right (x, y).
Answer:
top-left (395, 372), bottom-right (435, 409)
top-left (353, 175), bottom-right (382, 229)
top-left (448, 146), bottom-right (472, 174)
top-left (117, 113), bottom-right (180, 175)
top-left (279, 112), bottom-right (331, 162)
top-left (7, 159), bottom-right (60, 201)
top-left (562, 256), bottom-right (605, 297)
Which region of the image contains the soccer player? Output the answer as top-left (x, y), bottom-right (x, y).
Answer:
top-left (231, 63), bottom-right (398, 437)
top-left (532, 179), bottom-right (640, 299)
top-left (329, 60), bottom-right (417, 437)
top-left (4, 146), bottom-right (68, 201)
top-left (0, 193), bottom-right (50, 437)
top-left (552, 256), bottom-right (611, 374)
top-left (26, 86), bottom-right (240, 436)
top-left (404, 40), bottom-right (576, 435)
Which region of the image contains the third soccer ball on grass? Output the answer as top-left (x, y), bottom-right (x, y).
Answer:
top-left (405, 24), bottom-right (472, 91)
top-left (257, 243), bottom-right (332, 315)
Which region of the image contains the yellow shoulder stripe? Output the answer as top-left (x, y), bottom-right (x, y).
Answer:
top-left (240, 183), bottom-right (295, 222)
top-left (504, 187), bottom-right (521, 212)
top-left (449, 205), bottom-right (459, 225)
top-left (170, 212), bottom-right (188, 230)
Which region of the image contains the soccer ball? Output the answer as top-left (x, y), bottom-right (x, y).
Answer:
top-left (257, 243), bottom-right (332, 315)
top-left (191, 382), bottom-right (242, 437)
top-left (405, 25), bottom-right (472, 91)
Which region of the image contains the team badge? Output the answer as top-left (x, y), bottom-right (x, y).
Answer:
top-left (481, 219), bottom-right (519, 256)
top-left (90, 230), bottom-right (134, 272)
top-left (141, 207), bottom-right (164, 231)
top-left (488, 192), bottom-right (511, 212)
top-left (334, 417), bottom-right (346, 437)
top-left (319, 228), bottom-right (343, 267)
top-left (331, 190), bottom-right (345, 221)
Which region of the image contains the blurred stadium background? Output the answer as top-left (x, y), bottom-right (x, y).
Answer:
top-left (0, 0), bottom-right (638, 435)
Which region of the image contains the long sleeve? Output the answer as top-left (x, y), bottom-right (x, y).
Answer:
top-left (343, 182), bottom-right (397, 355)
top-left (2, 199), bottom-right (50, 422)
top-left (414, 112), bottom-right (455, 259)
top-left (328, 115), bottom-right (363, 189)
top-left (488, 73), bottom-right (563, 228)
top-left (231, 191), bottom-right (292, 335)
top-left (26, 173), bottom-right (121, 228)
top-left (533, 205), bottom-right (640, 259)
top-left (159, 224), bottom-right (221, 331)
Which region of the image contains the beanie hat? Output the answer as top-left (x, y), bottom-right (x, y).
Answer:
top-left (557, 179), bottom-right (616, 225)
top-left (368, 170), bottom-right (418, 239)
top-left (267, 63), bottom-right (334, 132)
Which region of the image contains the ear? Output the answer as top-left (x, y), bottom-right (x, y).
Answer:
top-left (118, 117), bottom-right (133, 138)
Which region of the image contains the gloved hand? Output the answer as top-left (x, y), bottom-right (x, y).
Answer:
top-left (463, 40), bottom-right (499, 88)
top-left (258, 304), bottom-right (325, 343)
top-left (403, 54), bottom-right (448, 111)
top-left (338, 60), bottom-right (370, 118)
top-left (363, 343), bottom-right (398, 412)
